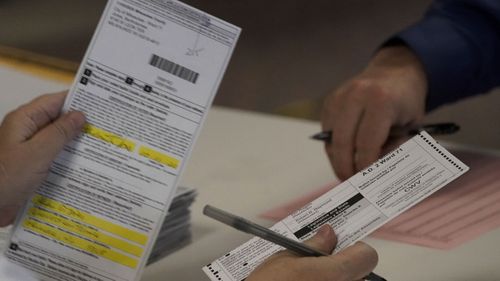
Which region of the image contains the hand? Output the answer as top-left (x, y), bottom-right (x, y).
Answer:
top-left (0, 92), bottom-right (85, 226)
top-left (322, 46), bottom-right (428, 180)
top-left (247, 225), bottom-right (378, 281)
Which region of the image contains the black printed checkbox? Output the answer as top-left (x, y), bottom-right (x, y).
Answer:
top-left (9, 243), bottom-right (18, 251)
top-left (84, 69), bottom-right (92, 76)
top-left (143, 85), bottom-right (152, 92)
top-left (125, 77), bottom-right (134, 85)
top-left (80, 77), bottom-right (89, 85)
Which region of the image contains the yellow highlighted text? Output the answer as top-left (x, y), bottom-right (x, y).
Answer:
top-left (28, 207), bottom-right (143, 257)
top-left (139, 146), bottom-right (179, 169)
top-left (32, 195), bottom-right (147, 245)
top-left (23, 218), bottom-right (138, 268)
top-left (83, 124), bottom-right (135, 152)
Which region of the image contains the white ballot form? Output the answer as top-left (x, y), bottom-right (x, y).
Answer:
top-left (4, 1), bottom-right (240, 281)
top-left (204, 132), bottom-right (469, 281)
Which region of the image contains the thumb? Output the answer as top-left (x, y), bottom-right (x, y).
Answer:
top-left (302, 224), bottom-right (337, 255)
top-left (332, 242), bottom-right (379, 280)
top-left (29, 111), bottom-right (86, 161)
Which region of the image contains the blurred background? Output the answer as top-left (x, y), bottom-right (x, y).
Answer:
top-left (1, 0), bottom-right (499, 149)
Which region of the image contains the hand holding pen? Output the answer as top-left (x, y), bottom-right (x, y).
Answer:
top-left (315, 121), bottom-right (459, 181)
top-left (204, 205), bottom-right (384, 281)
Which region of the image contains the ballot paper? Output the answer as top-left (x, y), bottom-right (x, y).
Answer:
top-left (203, 132), bottom-right (469, 281)
top-left (2, 187), bottom-right (196, 264)
top-left (0, 255), bottom-right (38, 281)
top-left (0, 188), bottom-right (195, 280)
top-left (4, 1), bottom-right (240, 281)
top-left (371, 149), bottom-right (500, 249)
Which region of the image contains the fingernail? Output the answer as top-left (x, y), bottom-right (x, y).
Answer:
top-left (317, 224), bottom-right (332, 239)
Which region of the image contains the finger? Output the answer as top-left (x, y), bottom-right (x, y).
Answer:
top-left (272, 224), bottom-right (337, 259)
top-left (327, 86), bottom-right (365, 180)
top-left (381, 136), bottom-right (409, 155)
top-left (28, 111), bottom-right (86, 163)
top-left (302, 224), bottom-right (337, 254)
top-left (331, 242), bottom-right (378, 281)
top-left (0, 92), bottom-right (67, 144)
top-left (287, 241), bottom-right (378, 281)
top-left (354, 97), bottom-right (395, 172)
top-left (0, 206), bottom-right (18, 227)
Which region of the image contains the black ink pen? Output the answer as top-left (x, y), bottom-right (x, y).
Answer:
top-left (311, 122), bottom-right (460, 143)
top-left (203, 205), bottom-right (386, 281)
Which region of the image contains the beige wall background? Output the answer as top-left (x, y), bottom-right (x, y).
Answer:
top-left (425, 89), bottom-right (500, 150)
top-left (1, 0), bottom-right (499, 149)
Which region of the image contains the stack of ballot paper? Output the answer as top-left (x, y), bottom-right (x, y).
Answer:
top-left (147, 186), bottom-right (197, 265)
top-left (0, 186), bottom-right (197, 265)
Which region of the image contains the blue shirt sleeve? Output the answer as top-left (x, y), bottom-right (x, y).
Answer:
top-left (390, 0), bottom-right (500, 110)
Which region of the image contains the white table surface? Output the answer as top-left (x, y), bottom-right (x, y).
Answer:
top-left (2, 65), bottom-right (500, 281)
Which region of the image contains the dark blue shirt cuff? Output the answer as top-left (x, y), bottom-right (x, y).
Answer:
top-left (387, 0), bottom-right (500, 111)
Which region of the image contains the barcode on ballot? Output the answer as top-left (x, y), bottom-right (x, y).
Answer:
top-left (149, 54), bottom-right (199, 84)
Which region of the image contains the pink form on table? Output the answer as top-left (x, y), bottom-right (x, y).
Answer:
top-left (260, 149), bottom-right (500, 249)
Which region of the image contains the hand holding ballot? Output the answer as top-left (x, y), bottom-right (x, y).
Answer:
top-left (205, 131), bottom-right (468, 281)
top-left (0, 93), bottom-right (378, 281)
top-left (246, 224), bottom-right (378, 281)
top-left (0, 92), bottom-right (85, 227)
top-left (321, 46), bottom-right (428, 181)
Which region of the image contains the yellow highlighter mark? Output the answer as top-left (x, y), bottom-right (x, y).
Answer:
top-left (139, 146), bottom-right (179, 169)
top-left (32, 195), bottom-right (147, 245)
top-left (28, 207), bottom-right (143, 257)
top-left (23, 219), bottom-right (138, 268)
top-left (83, 124), bottom-right (135, 152)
